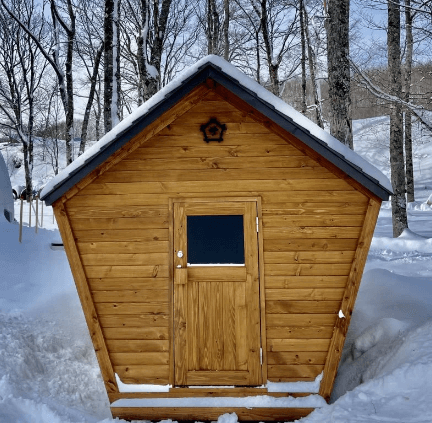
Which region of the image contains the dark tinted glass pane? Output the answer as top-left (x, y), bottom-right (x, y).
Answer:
top-left (187, 215), bottom-right (244, 264)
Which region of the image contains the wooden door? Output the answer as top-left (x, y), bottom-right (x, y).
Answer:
top-left (173, 200), bottom-right (262, 386)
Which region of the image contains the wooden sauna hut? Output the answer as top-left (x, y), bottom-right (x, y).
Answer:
top-left (40, 56), bottom-right (392, 421)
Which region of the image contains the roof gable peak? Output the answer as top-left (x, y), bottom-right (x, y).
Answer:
top-left (41, 56), bottom-right (392, 205)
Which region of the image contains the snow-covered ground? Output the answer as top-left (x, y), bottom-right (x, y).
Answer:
top-left (0, 116), bottom-right (431, 423)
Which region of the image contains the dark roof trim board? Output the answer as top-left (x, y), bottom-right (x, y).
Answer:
top-left (41, 61), bottom-right (392, 205)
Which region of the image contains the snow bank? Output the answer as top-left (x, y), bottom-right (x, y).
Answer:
top-left (267, 372), bottom-right (323, 393)
top-left (115, 374), bottom-right (171, 393)
top-left (0, 217), bottom-right (74, 313)
top-left (371, 228), bottom-right (432, 253)
top-left (300, 323), bottom-right (432, 423)
top-left (1, 115), bottom-right (432, 422)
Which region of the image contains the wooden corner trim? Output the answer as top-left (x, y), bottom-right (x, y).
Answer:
top-left (171, 196), bottom-right (261, 204)
top-left (168, 198), bottom-right (175, 386)
top-left (319, 198), bottom-right (381, 401)
top-left (256, 197), bottom-right (268, 383)
top-left (53, 202), bottom-right (118, 394)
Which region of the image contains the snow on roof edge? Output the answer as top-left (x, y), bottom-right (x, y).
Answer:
top-left (40, 55), bottom-right (392, 200)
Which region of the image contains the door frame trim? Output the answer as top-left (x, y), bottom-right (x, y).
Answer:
top-left (168, 196), bottom-right (267, 386)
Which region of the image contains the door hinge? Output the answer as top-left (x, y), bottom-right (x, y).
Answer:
top-left (256, 217), bottom-right (259, 233)
top-left (260, 347), bottom-right (263, 364)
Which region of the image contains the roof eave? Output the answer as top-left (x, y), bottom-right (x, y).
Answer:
top-left (42, 62), bottom-right (392, 205)
top-left (41, 65), bottom-right (216, 205)
top-left (204, 66), bottom-right (392, 201)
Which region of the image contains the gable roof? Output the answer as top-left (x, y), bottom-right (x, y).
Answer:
top-left (40, 55), bottom-right (392, 205)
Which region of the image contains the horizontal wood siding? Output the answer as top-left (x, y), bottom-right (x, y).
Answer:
top-left (65, 90), bottom-right (369, 386)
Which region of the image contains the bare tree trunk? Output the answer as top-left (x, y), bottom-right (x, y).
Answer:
top-left (94, 73), bottom-right (102, 141)
top-left (300, 0), bottom-right (307, 114)
top-left (136, 0), bottom-right (149, 105)
top-left (80, 43), bottom-right (104, 154)
top-left (207, 0), bottom-right (219, 54)
top-left (326, 0), bottom-right (352, 148)
top-left (303, 2), bottom-right (324, 128)
top-left (64, 0), bottom-right (75, 164)
top-left (26, 39), bottom-right (35, 169)
top-left (134, 0), bottom-right (171, 103)
top-left (104, 0), bottom-right (114, 133)
top-left (260, 0), bottom-right (279, 95)
top-left (113, 0), bottom-right (121, 124)
top-left (404, 109), bottom-right (414, 199)
top-left (223, 0), bottom-right (229, 60)
top-left (388, 0), bottom-right (408, 237)
top-left (49, 0), bottom-right (75, 165)
top-left (255, 28), bottom-right (261, 84)
top-left (404, 0), bottom-right (414, 202)
top-left (22, 141), bottom-right (32, 199)
top-left (148, 0), bottom-right (172, 98)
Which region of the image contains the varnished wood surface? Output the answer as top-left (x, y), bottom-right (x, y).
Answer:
top-left (319, 198), bottom-right (382, 401)
top-left (172, 200), bottom-right (262, 386)
top-left (77, 241), bottom-right (169, 255)
top-left (114, 365), bottom-right (169, 384)
top-left (96, 167), bottom-right (337, 182)
top-left (106, 339), bottom-right (169, 352)
top-left (99, 314), bottom-right (169, 327)
top-left (111, 406), bottom-right (315, 421)
top-left (53, 203), bottom-right (119, 395)
top-left (61, 87), bottom-right (377, 388)
top-left (267, 338), bottom-right (331, 352)
top-left (264, 251), bottom-right (355, 263)
top-left (82, 179), bottom-right (354, 195)
top-left (267, 351), bottom-right (328, 365)
top-left (108, 388), bottom-right (312, 401)
top-left (265, 276), bottom-right (348, 289)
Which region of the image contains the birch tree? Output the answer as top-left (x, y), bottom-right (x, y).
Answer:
top-left (326, 0), bottom-right (353, 148)
top-left (299, 0), bottom-right (307, 114)
top-left (103, 0), bottom-right (118, 133)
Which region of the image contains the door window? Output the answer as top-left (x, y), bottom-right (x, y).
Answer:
top-left (187, 215), bottom-right (244, 265)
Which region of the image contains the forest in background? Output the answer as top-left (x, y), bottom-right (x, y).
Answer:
top-left (1, 0), bottom-right (432, 236)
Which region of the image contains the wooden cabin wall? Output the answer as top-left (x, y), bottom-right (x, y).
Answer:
top-left (63, 90), bottom-right (369, 386)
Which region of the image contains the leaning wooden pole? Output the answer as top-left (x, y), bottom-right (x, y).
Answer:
top-left (35, 197), bottom-right (39, 234)
top-left (28, 198), bottom-right (32, 228)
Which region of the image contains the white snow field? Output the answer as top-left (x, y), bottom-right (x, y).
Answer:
top-left (0, 116), bottom-right (431, 423)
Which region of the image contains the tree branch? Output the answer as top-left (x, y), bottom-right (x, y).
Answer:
top-left (0, 0), bottom-right (64, 81)
top-left (350, 58), bottom-right (432, 133)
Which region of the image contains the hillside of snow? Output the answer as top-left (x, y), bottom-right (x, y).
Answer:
top-left (0, 116), bottom-right (432, 423)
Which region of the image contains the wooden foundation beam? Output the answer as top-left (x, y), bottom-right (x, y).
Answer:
top-left (111, 406), bottom-right (315, 421)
